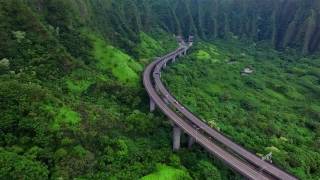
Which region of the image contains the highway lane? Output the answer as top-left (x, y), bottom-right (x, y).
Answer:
top-left (143, 41), bottom-right (298, 180)
top-left (143, 57), bottom-right (270, 180)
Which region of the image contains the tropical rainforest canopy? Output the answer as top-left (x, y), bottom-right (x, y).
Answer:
top-left (0, 0), bottom-right (320, 179)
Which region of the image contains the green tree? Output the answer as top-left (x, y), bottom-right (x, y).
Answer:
top-left (0, 149), bottom-right (49, 179)
top-left (194, 160), bottom-right (221, 180)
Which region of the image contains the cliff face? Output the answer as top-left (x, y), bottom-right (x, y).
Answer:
top-left (161, 0), bottom-right (320, 54)
top-left (27, 0), bottom-right (320, 54)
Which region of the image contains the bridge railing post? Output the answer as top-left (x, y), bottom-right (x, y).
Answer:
top-left (150, 98), bottom-right (156, 112)
top-left (173, 125), bottom-right (182, 151)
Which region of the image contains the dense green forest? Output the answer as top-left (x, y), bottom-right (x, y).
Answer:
top-left (1, 0), bottom-right (320, 179)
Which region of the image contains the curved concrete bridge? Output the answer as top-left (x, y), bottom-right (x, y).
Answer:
top-left (143, 36), bottom-right (298, 180)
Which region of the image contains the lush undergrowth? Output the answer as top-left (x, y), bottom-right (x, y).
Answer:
top-left (141, 164), bottom-right (191, 180)
top-left (90, 33), bottom-right (142, 85)
top-left (163, 40), bottom-right (320, 179)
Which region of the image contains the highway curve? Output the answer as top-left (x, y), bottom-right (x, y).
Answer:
top-left (143, 40), bottom-right (298, 180)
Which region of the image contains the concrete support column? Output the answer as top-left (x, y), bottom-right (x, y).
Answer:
top-left (188, 136), bottom-right (195, 148)
top-left (155, 84), bottom-right (160, 92)
top-left (172, 56), bottom-right (176, 63)
top-left (150, 98), bottom-right (156, 112)
top-left (163, 97), bottom-right (169, 104)
top-left (173, 125), bottom-right (182, 151)
top-left (163, 62), bottom-right (167, 69)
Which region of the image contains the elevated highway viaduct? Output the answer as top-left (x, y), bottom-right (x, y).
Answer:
top-left (143, 36), bottom-right (298, 180)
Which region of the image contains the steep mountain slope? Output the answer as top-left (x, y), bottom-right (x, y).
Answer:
top-left (26, 0), bottom-right (320, 54)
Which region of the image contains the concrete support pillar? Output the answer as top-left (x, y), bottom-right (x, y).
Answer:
top-left (163, 62), bottom-right (167, 69)
top-left (150, 98), bottom-right (156, 112)
top-left (188, 136), bottom-right (195, 148)
top-left (172, 56), bottom-right (176, 63)
top-left (155, 84), bottom-right (160, 92)
top-left (163, 97), bottom-right (169, 104)
top-left (173, 125), bottom-right (182, 151)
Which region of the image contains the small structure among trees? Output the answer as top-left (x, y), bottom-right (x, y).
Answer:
top-left (241, 67), bottom-right (254, 75)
